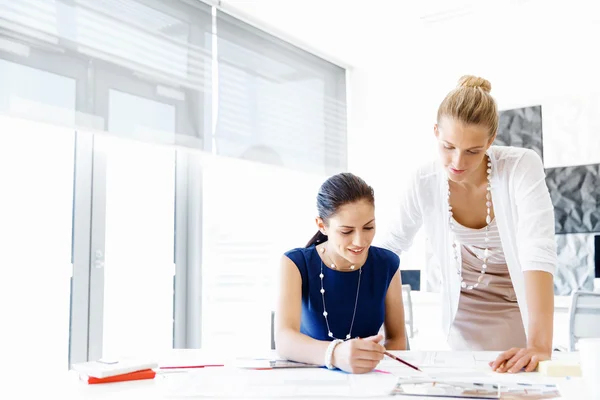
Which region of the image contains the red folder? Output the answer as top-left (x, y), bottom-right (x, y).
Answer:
top-left (80, 368), bottom-right (156, 384)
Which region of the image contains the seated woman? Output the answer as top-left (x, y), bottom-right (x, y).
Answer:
top-left (274, 172), bottom-right (407, 374)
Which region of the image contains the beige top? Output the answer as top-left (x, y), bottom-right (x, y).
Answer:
top-left (447, 218), bottom-right (527, 351)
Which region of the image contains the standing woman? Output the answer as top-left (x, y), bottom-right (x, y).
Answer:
top-left (382, 75), bottom-right (556, 373)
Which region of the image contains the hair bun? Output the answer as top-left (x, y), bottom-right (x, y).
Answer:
top-left (457, 75), bottom-right (492, 93)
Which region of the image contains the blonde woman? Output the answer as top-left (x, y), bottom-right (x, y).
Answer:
top-left (382, 75), bottom-right (556, 373)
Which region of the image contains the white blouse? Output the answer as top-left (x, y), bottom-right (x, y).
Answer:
top-left (380, 146), bottom-right (557, 338)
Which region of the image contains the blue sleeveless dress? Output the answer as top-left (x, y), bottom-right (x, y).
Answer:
top-left (284, 245), bottom-right (399, 341)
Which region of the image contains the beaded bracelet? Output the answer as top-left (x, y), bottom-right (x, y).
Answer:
top-left (324, 339), bottom-right (343, 370)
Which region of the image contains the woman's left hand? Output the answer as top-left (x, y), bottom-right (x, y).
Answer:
top-left (489, 347), bottom-right (551, 373)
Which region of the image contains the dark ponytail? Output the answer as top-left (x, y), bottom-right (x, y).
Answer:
top-left (305, 172), bottom-right (374, 248)
top-left (305, 231), bottom-right (328, 248)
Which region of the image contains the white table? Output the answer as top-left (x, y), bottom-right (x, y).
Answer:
top-left (10, 350), bottom-right (588, 399)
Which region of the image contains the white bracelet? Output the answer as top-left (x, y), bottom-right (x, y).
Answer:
top-left (325, 339), bottom-right (343, 369)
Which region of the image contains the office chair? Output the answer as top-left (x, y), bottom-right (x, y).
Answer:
top-left (568, 290), bottom-right (600, 351)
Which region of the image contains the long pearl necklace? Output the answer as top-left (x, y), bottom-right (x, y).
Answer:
top-left (318, 247), bottom-right (362, 340)
top-left (447, 155), bottom-right (492, 291)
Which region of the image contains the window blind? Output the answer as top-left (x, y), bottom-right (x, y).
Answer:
top-left (215, 10), bottom-right (347, 175)
top-left (0, 0), bottom-right (212, 145)
top-left (0, 1), bottom-right (347, 170)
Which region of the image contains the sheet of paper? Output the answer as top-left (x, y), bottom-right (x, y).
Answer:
top-left (159, 367), bottom-right (397, 398)
top-left (431, 351), bottom-right (477, 368)
top-left (378, 351), bottom-right (429, 367)
top-left (473, 351), bottom-right (499, 363)
top-left (379, 351), bottom-right (491, 370)
top-left (377, 352), bottom-right (565, 389)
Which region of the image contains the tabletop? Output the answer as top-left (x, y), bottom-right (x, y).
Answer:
top-left (8, 350), bottom-right (587, 400)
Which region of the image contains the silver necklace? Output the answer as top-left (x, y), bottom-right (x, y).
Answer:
top-left (318, 247), bottom-right (362, 340)
top-left (447, 155), bottom-right (492, 290)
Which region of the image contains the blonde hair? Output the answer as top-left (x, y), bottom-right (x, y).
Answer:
top-left (437, 75), bottom-right (498, 138)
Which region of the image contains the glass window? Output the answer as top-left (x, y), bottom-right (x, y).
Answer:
top-left (201, 154), bottom-right (324, 351)
top-left (98, 90), bottom-right (176, 358)
top-left (0, 116), bottom-right (75, 370)
top-left (0, 59), bottom-right (76, 370)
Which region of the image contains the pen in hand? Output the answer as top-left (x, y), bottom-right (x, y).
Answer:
top-left (352, 336), bottom-right (421, 373)
top-left (384, 351), bottom-right (422, 372)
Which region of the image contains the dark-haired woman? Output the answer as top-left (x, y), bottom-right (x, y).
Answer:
top-left (274, 172), bottom-right (407, 374)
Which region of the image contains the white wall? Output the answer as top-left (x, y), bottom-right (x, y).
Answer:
top-left (415, 0), bottom-right (600, 169)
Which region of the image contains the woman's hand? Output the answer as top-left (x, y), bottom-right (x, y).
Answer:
top-left (489, 347), bottom-right (551, 373)
top-left (332, 334), bottom-right (385, 374)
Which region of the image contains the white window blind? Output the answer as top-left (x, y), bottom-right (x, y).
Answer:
top-left (0, 0), bottom-right (211, 84)
top-left (0, 1), bottom-right (346, 166)
top-left (0, 0), bottom-right (212, 147)
top-left (215, 10), bottom-right (347, 175)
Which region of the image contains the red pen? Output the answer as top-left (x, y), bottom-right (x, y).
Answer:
top-left (384, 351), bottom-right (422, 372)
top-left (159, 364), bottom-right (224, 370)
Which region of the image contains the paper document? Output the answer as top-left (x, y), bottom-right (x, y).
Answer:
top-left (430, 351), bottom-right (478, 368)
top-left (379, 351), bottom-right (489, 371)
top-left (159, 366), bottom-right (397, 398)
top-left (391, 378), bottom-right (561, 399)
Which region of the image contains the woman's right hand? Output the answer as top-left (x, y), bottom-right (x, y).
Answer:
top-left (332, 334), bottom-right (385, 374)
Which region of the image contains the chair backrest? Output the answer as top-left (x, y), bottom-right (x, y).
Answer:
top-left (568, 290), bottom-right (600, 351)
top-left (401, 284), bottom-right (414, 338)
top-left (271, 311), bottom-right (276, 350)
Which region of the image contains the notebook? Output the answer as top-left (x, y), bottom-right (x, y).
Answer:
top-left (71, 358), bottom-right (159, 379)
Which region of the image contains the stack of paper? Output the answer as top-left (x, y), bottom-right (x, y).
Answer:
top-left (71, 358), bottom-right (158, 384)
